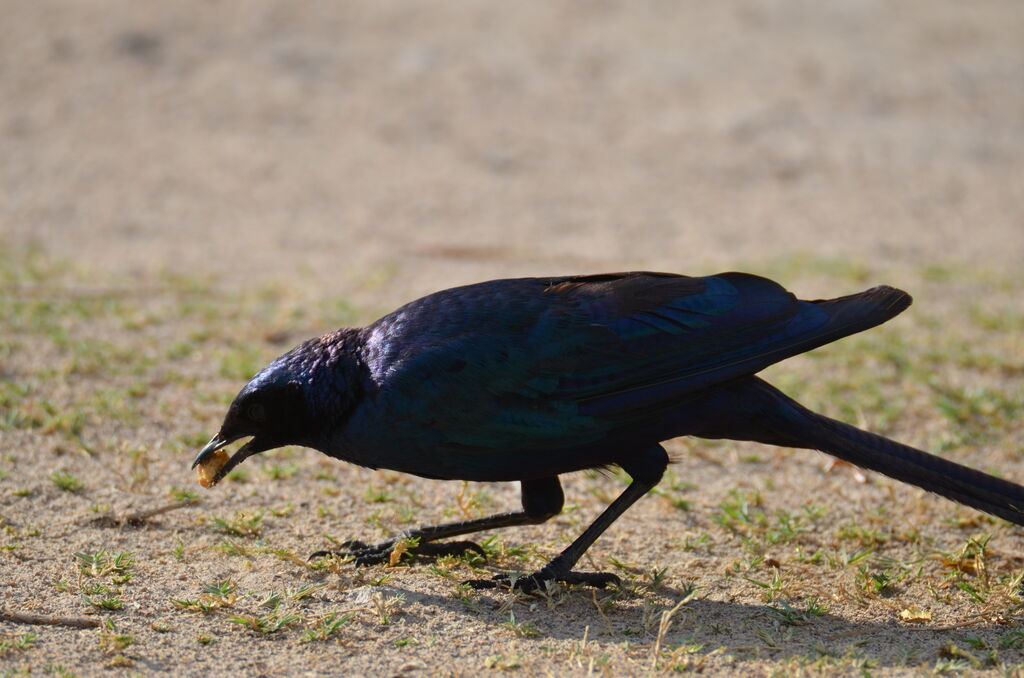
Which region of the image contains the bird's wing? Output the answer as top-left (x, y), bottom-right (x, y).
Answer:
top-left (373, 272), bottom-right (910, 451)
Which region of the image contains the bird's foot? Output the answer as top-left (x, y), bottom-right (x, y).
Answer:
top-left (308, 538), bottom-right (485, 566)
top-left (464, 568), bottom-right (621, 594)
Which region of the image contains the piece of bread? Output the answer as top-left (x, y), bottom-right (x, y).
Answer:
top-left (196, 449), bottom-right (230, 488)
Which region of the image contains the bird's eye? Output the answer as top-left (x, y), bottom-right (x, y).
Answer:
top-left (246, 403), bottom-right (266, 423)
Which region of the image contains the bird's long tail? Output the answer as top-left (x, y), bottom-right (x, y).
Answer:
top-left (717, 377), bottom-right (1024, 526)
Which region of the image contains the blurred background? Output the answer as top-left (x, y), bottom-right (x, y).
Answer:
top-left (3, 1), bottom-right (1022, 309)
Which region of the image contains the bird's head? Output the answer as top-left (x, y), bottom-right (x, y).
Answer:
top-left (190, 330), bottom-right (362, 486)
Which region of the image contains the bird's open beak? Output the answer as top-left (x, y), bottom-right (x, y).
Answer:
top-left (191, 434), bottom-right (236, 469)
top-left (191, 434), bottom-right (266, 486)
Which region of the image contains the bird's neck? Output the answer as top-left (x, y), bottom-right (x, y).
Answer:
top-left (304, 328), bottom-right (368, 445)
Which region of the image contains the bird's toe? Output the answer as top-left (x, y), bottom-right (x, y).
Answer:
top-left (561, 571), bottom-right (621, 589)
top-left (309, 537), bottom-right (486, 567)
top-left (339, 539), bottom-right (369, 550)
top-left (414, 540), bottom-right (486, 560)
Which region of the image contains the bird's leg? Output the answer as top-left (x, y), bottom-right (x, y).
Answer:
top-left (467, 445), bottom-right (667, 593)
top-left (309, 477), bottom-right (564, 565)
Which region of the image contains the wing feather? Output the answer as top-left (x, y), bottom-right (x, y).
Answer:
top-left (368, 272), bottom-right (909, 453)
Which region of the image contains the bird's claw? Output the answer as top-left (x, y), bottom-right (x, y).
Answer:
top-left (464, 569), bottom-right (621, 594)
top-left (308, 538), bottom-right (485, 566)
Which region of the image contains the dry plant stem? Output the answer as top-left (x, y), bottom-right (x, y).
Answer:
top-left (650, 597), bottom-right (691, 670)
top-left (0, 609), bottom-right (102, 628)
top-left (903, 615), bottom-right (1004, 632)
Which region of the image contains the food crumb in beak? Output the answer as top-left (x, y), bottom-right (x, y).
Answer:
top-left (196, 449), bottom-right (230, 488)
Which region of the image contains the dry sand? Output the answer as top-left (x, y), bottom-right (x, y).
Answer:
top-left (2, 2), bottom-right (1023, 676)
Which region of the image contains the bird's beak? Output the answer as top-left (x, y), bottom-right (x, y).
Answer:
top-left (191, 434), bottom-right (236, 469)
top-left (191, 434), bottom-right (271, 487)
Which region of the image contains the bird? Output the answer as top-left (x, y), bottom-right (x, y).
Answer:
top-left (192, 271), bottom-right (1024, 592)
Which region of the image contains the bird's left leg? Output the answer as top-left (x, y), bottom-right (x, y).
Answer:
top-left (308, 477), bottom-right (564, 565)
top-left (467, 444), bottom-right (667, 593)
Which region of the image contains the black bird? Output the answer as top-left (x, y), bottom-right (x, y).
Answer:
top-left (192, 271), bottom-right (1024, 591)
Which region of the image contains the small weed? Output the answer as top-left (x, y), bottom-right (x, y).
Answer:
top-left (214, 538), bottom-right (254, 557)
top-left (169, 487), bottom-right (198, 503)
top-left (85, 596), bottom-right (125, 611)
top-left (767, 598), bottom-right (828, 626)
top-left (368, 573), bottom-right (392, 586)
top-left (0, 632), bottom-right (36, 657)
top-left (97, 630), bottom-right (134, 653)
top-left (75, 550), bottom-right (133, 579)
top-left (643, 566), bottom-right (670, 590)
top-left (301, 612), bottom-right (351, 642)
top-left (501, 612), bottom-right (540, 638)
top-left (364, 486), bottom-right (393, 503)
top-left (227, 611), bottom-right (301, 634)
top-left (262, 464), bottom-right (299, 481)
top-left (451, 583), bottom-right (480, 612)
top-left (50, 471), bottom-right (84, 493)
top-left (210, 511), bottom-right (264, 537)
top-left (258, 592), bottom-right (283, 610)
top-left (173, 580), bottom-right (237, 613)
top-left (743, 568), bottom-right (788, 602)
top-left (288, 583), bottom-right (326, 601)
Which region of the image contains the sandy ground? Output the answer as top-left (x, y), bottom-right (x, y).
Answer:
top-left (2, 2), bottom-right (1024, 676)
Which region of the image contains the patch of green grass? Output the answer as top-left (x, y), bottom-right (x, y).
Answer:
top-left (169, 486), bottom-right (198, 502)
top-left (712, 491), bottom-right (817, 548)
top-left (214, 538), bottom-right (255, 558)
top-left (225, 468), bottom-right (250, 483)
top-left (165, 340), bottom-right (197, 360)
top-left (931, 383), bottom-right (1022, 438)
top-left (43, 664), bottom-right (80, 678)
top-left (751, 253), bottom-right (875, 285)
top-left (85, 595), bottom-right (125, 611)
top-left (75, 550), bottom-right (134, 579)
top-left (262, 463), bottom-right (299, 481)
top-left (81, 582), bottom-right (112, 596)
top-left (49, 471), bottom-right (84, 493)
top-left (301, 612), bottom-right (351, 643)
top-left (0, 632), bottom-right (36, 658)
top-left (288, 583), bottom-right (326, 601)
top-left (227, 611), bottom-right (301, 634)
top-left (218, 344), bottom-right (268, 381)
top-left (210, 511), bottom-right (264, 537)
top-left (500, 612), bottom-right (540, 638)
top-left (364, 485), bottom-right (394, 503)
top-left (767, 598), bottom-right (828, 626)
top-left (835, 520), bottom-right (892, 547)
top-left (173, 580), bottom-right (237, 614)
top-left (741, 568), bottom-right (789, 603)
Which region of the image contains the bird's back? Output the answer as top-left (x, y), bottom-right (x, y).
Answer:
top-left (339, 272), bottom-right (911, 480)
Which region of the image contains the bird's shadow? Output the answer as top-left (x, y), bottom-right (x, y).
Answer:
top-left (358, 579), bottom-right (1024, 669)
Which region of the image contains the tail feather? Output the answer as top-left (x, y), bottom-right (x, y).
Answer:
top-left (811, 416), bottom-right (1024, 525)
top-left (753, 379), bottom-right (1024, 526)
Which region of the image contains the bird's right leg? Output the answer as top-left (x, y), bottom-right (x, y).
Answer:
top-left (308, 476), bottom-right (564, 565)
